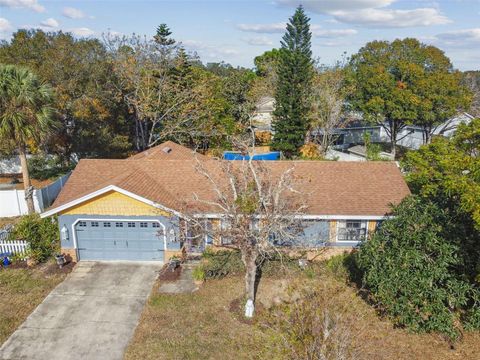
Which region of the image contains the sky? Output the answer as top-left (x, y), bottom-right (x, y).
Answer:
top-left (0, 0), bottom-right (479, 70)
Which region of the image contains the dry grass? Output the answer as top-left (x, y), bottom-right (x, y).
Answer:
top-left (127, 265), bottom-right (480, 360)
top-left (0, 261), bottom-right (70, 345)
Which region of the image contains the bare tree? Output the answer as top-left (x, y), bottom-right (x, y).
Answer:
top-left (309, 66), bottom-right (350, 156)
top-left (190, 144), bottom-right (306, 317)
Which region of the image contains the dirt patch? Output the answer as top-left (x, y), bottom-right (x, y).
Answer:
top-left (6, 261), bottom-right (28, 270)
top-left (42, 261), bottom-right (76, 276)
top-left (0, 176), bottom-right (54, 190)
top-left (157, 264), bottom-right (182, 282)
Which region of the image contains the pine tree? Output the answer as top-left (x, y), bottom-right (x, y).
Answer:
top-left (154, 24), bottom-right (175, 47)
top-left (272, 6), bottom-right (313, 158)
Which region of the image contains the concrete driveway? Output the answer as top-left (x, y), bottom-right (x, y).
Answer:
top-left (0, 261), bottom-right (161, 360)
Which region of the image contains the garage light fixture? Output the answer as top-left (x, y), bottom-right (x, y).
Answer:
top-left (61, 225), bottom-right (69, 242)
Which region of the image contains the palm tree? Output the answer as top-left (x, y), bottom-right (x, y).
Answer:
top-left (0, 65), bottom-right (55, 214)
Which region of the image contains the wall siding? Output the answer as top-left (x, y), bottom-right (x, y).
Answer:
top-left (61, 191), bottom-right (171, 217)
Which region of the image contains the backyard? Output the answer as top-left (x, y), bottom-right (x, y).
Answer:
top-left (0, 261), bottom-right (73, 344)
top-left (126, 262), bottom-right (480, 360)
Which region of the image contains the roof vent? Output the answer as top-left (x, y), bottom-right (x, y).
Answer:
top-left (162, 146), bottom-right (172, 154)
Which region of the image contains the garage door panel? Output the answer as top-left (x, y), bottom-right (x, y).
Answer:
top-left (75, 220), bottom-right (164, 261)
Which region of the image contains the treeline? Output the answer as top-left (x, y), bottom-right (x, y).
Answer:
top-left (0, 25), bottom-right (265, 165)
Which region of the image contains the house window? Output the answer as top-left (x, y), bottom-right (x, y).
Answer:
top-left (78, 221), bottom-right (87, 227)
top-left (140, 222), bottom-right (148, 228)
top-left (152, 223), bottom-right (160, 228)
top-left (127, 222), bottom-right (136, 228)
top-left (103, 222), bottom-right (111, 227)
top-left (91, 221), bottom-right (99, 227)
top-left (337, 220), bottom-right (367, 242)
top-left (115, 222), bottom-right (123, 228)
top-left (220, 219), bottom-right (232, 245)
top-left (300, 220), bottom-right (330, 247)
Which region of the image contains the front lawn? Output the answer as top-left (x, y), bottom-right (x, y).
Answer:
top-left (126, 264), bottom-right (480, 360)
top-left (0, 261), bottom-right (72, 345)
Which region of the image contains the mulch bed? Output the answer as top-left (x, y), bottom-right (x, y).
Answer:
top-left (158, 264), bottom-right (182, 282)
top-left (43, 261), bottom-right (76, 275)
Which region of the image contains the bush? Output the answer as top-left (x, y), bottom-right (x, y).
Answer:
top-left (201, 249), bottom-right (244, 279)
top-left (9, 214), bottom-right (59, 263)
top-left (27, 154), bottom-right (72, 180)
top-left (356, 196), bottom-right (480, 340)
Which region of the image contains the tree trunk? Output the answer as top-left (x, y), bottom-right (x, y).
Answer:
top-left (243, 252), bottom-right (258, 317)
top-left (19, 146), bottom-right (35, 214)
top-left (390, 139), bottom-right (396, 159)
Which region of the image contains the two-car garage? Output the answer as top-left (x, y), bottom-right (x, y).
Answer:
top-left (74, 220), bottom-right (165, 261)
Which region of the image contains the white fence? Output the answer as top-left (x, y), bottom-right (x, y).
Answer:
top-left (0, 240), bottom-right (28, 257)
top-left (0, 173), bottom-right (70, 217)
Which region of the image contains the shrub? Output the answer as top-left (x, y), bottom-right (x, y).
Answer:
top-left (201, 249), bottom-right (244, 279)
top-left (192, 265), bottom-right (206, 282)
top-left (356, 196), bottom-right (480, 340)
top-left (9, 214), bottom-right (59, 263)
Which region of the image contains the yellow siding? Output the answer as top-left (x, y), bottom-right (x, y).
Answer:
top-left (61, 191), bottom-right (171, 217)
top-left (329, 220), bottom-right (337, 242)
top-left (368, 221), bottom-right (377, 239)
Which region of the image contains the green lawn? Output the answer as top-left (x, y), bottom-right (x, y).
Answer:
top-left (0, 262), bottom-right (71, 345)
top-left (126, 266), bottom-right (480, 360)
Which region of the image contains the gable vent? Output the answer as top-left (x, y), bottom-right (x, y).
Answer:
top-left (162, 146), bottom-right (172, 154)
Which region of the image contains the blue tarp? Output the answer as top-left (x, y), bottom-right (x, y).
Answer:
top-left (223, 151), bottom-right (281, 161)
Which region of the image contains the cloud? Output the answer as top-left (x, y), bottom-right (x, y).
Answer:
top-left (70, 27), bottom-right (94, 37)
top-left (313, 29), bottom-right (357, 38)
top-left (276, 0), bottom-right (394, 13)
top-left (62, 7), bottom-right (85, 19)
top-left (182, 39), bottom-right (239, 58)
top-left (434, 28), bottom-right (480, 47)
top-left (0, 0), bottom-right (44, 12)
top-left (276, 0), bottom-right (450, 28)
top-left (40, 17), bottom-right (58, 28)
top-left (243, 36), bottom-right (273, 46)
top-left (237, 22), bottom-right (286, 33)
top-left (0, 17), bottom-right (12, 32)
top-left (332, 8), bottom-right (451, 28)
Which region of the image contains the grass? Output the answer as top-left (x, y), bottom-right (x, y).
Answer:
top-left (0, 261), bottom-right (70, 345)
top-left (126, 264), bottom-right (480, 360)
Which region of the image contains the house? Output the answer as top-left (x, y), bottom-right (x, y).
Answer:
top-left (330, 112), bottom-right (475, 151)
top-left (41, 141), bottom-right (410, 263)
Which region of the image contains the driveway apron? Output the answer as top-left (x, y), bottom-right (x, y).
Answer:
top-left (0, 261), bottom-right (160, 360)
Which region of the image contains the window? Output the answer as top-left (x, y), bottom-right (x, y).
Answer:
top-left (115, 222), bottom-right (123, 228)
top-left (127, 222), bottom-right (136, 228)
top-left (103, 222), bottom-right (111, 227)
top-left (152, 223), bottom-right (160, 228)
top-left (140, 222), bottom-right (148, 228)
top-left (220, 219), bottom-right (232, 245)
top-left (337, 220), bottom-right (366, 242)
top-left (300, 220), bottom-right (330, 247)
top-left (78, 221), bottom-right (87, 227)
top-left (91, 221), bottom-right (99, 227)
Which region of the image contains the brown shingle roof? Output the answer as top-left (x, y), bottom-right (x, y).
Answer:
top-left (127, 141), bottom-right (208, 161)
top-left (51, 157), bottom-right (410, 217)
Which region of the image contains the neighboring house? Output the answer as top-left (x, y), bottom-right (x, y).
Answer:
top-left (41, 141), bottom-right (410, 263)
top-left (0, 155), bottom-right (30, 175)
top-left (332, 112), bottom-right (475, 151)
top-left (251, 96), bottom-right (275, 132)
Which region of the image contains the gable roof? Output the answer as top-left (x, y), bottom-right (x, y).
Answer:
top-left (128, 141), bottom-right (208, 161)
top-left (45, 157), bottom-right (410, 218)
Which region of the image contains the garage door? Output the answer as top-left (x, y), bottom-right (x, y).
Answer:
top-left (75, 220), bottom-right (164, 261)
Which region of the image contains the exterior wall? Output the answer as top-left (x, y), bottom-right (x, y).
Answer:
top-left (61, 191), bottom-right (170, 217)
